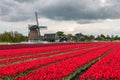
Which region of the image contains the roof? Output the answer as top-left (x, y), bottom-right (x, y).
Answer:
top-left (29, 25), bottom-right (39, 30)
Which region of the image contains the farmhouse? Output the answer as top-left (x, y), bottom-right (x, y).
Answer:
top-left (44, 33), bottom-right (68, 42)
top-left (44, 33), bottom-right (58, 42)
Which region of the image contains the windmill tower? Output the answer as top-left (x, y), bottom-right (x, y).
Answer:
top-left (28, 12), bottom-right (47, 42)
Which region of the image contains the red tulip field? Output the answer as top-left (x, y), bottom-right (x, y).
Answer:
top-left (0, 42), bottom-right (120, 80)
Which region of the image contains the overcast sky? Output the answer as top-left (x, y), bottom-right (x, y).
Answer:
top-left (1, 0), bottom-right (120, 36)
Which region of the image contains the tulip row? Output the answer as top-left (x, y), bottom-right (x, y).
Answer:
top-left (0, 43), bottom-right (80, 50)
top-left (0, 42), bottom-right (106, 65)
top-left (16, 43), bottom-right (117, 80)
top-left (0, 43), bottom-right (101, 65)
top-left (0, 44), bottom-right (93, 65)
top-left (0, 43), bottom-right (93, 59)
top-left (0, 43), bottom-right (110, 78)
top-left (80, 44), bottom-right (120, 79)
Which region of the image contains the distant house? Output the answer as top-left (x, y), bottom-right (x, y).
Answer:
top-left (44, 33), bottom-right (58, 42)
top-left (44, 33), bottom-right (68, 42)
top-left (59, 36), bottom-right (68, 42)
top-left (75, 33), bottom-right (85, 42)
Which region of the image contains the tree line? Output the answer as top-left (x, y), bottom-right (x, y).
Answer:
top-left (0, 31), bottom-right (120, 43)
top-left (0, 31), bottom-right (27, 43)
top-left (56, 31), bottom-right (120, 42)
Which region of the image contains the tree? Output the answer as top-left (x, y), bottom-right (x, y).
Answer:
top-left (0, 31), bottom-right (27, 43)
top-left (75, 33), bottom-right (85, 42)
top-left (100, 34), bottom-right (106, 41)
top-left (90, 35), bottom-right (95, 40)
top-left (95, 35), bottom-right (104, 41)
top-left (106, 35), bottom-right (111, 41)
top-left (114, 35), bottom-right (120, 40)
top-left (66, 34), bottom-right (73, 41)
top-left (72, 36), bottom-right (77, 42)
top-left (56, 31), bottom-right (64, 37)
top-left (84, 35), bottom-right (95, 42)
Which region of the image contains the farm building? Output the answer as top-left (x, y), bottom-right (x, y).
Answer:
top-left (44, 33), bottom-right (58, 42)
top-left (44, 33), bottom-right (68, 42)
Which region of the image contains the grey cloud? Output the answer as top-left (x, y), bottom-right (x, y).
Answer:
top-left (40, 0), bottom-right (120, 21)
top-left (14, 0), bottom-right (37, 3)
top-left (0, 6), bottom-right (11, 16)
top-left (0, 0), bottom-right (37, 21)
top-left (1, 0), bottom-right (120, 23)
top-left (3, 15), bottom-right (31, 22)
top-left (77, 19), bottom-right (103, 24)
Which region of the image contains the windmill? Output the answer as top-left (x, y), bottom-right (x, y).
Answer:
top-left (28, 12), bottom-right (47, 42)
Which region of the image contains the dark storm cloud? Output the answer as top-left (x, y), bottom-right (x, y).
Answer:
top-left (40, 0), bottom-right (120, 21)
top-left (0, 0), bottom-right (37, 21)
top-left (0, 6), bottom-right (11, 16)
top-left (14, 0), bottom-right (37, 3)
top-left (1, 0), bottom-right (120, 23)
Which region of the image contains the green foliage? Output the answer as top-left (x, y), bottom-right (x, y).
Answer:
top-left (95, 34), bottom-right (120, 41)
top-left (0, 31), bottom-right (27, 43)
top-left (56, 31), bottom-right (64, 37)
top-left (55, 31), bottom-right (120, 42)
top-left (0, 78), bottom-right (3, 80)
